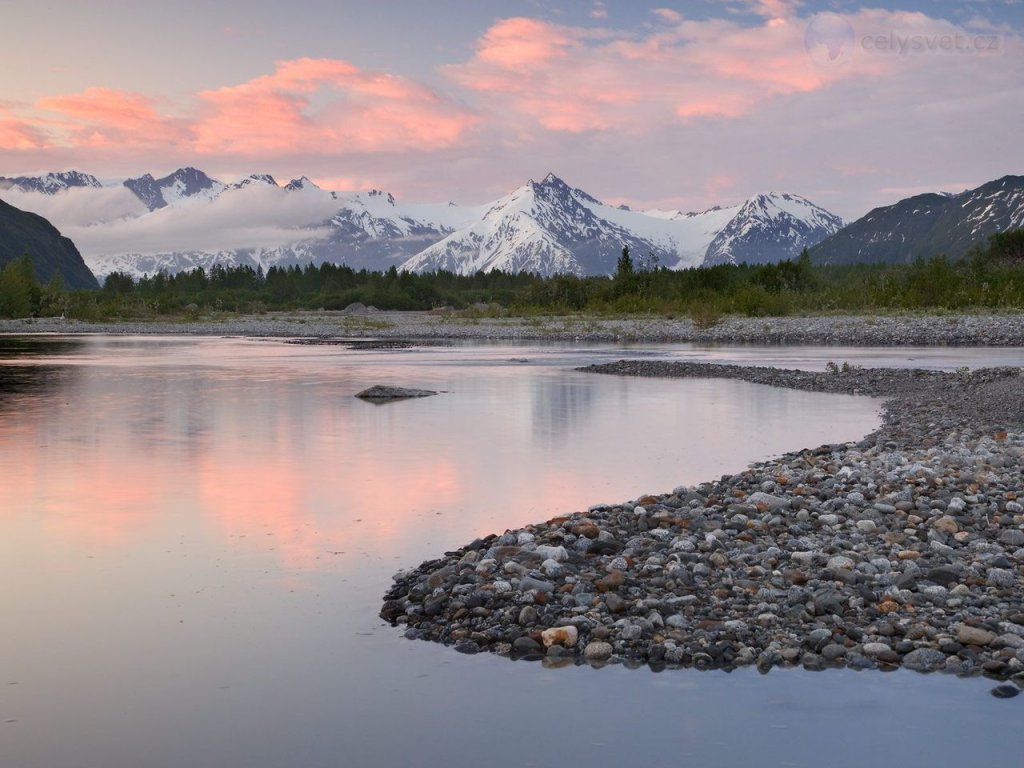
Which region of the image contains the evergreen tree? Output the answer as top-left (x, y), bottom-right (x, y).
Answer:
top-left (0, 254), bottom-right (41, 318)
top-left (616, 245), bottom-right (634, 278)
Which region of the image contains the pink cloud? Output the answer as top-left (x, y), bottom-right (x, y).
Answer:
top-left (193, 57), bottom-right (477, 154)
top-left (37, 87), bottom-right (186, 146)
top-left (12, 58), bottom-right (476, 162)
top-left (0, 109), bottom-right (48, 150)
top-left (446, 15), bottom-right (860, 134)
top-left (472, 17), bottom-right (576, 70)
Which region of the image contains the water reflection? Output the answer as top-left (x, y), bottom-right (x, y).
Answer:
top-left (3, 336), bottom-right (1010, 768)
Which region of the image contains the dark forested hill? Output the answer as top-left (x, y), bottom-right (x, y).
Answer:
top-left (0, 198), bottom-right (99, 289)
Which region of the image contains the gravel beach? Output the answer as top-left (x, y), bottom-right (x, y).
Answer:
top-left (382, 360), bottom-right (1024, 683)
top-left (5, 310), bottom-right (1024, 345)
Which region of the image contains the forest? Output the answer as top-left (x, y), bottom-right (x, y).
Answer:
top-left (2, 230), bottom-right (1023, 323)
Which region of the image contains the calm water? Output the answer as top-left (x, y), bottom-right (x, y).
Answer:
top-left (0, 335), bottom-right (1017, 768)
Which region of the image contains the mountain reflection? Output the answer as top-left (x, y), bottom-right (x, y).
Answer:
top-left (529, 376), bottom-right (595, 443)
top-left (0, 336), bottom-right (881, 576)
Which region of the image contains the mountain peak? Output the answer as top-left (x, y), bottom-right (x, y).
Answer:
top-left (122, 167), bottom-right (224, 210)
top-left (0, 170), bottom-right (102, 194)
top-left (285, 176), bottom-right (320, 191)
top-left (233, 173), bottom-right (279, 189)
top-left (702, 191), bottom-right (844, 267)
top-left (366, 189), bottom-right (396, 205)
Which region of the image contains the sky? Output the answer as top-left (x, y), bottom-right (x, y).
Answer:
top-left (1, 0), bottom-right (1022, 219)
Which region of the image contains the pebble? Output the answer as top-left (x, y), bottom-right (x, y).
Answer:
top-left (382, 362), bottom-right (1024, 681)
top-left (583, 641), bottom-right (613, 662)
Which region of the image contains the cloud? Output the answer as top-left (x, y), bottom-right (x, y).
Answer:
top-left (18, 58), bottom-right (477, 162)
top-left (1, 8), bottom-right (1020, 223)
top-left (36, 87), bottom-right (186, 147)
top-left (0, 185), bottom-right (146, 227)
top-left (742, 0), bottom-right (802, 20)
top-left (192, 57), bottom-right (478, 154)
top-left (0, 107), bottom-right (49, 150)
top-left (651, 8), bottom-right (683, 24)
top-left (0, 183), bottom-right (342, 257)
top-left (445, 14), bottom-right (869, 133)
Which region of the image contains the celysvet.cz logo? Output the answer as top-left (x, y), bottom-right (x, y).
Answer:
top-left (861, 31), bottom-right (1001, 55)
top-left (804, 13), bottom-right (1002, 64)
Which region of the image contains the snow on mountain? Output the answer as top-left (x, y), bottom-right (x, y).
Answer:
top-left (702, 193), bottom-right (844, 267)
top-left (400, 173), bottom-right (662, 276)
top-left (0, 165), bottom-right (845, 278)
top-left (400, 175), bottom-right (823, 277)
top-left (86, 243), bottom-right (322, 281)
top-left (274, 189), bottom-right (485, 274)
top-left (595, 199), bottom-right (740, 268)
top-left (123, 167), bottom-right (227, 210)
top-left (0, 170), bottom-right (102, 194)
top-left (231, 173), bottom-right (279, 190)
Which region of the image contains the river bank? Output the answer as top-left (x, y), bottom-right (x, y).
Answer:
top-left (5, 310), bottom-right (1024, 345)
top-left (381, 362), bottom-right (1024, 684)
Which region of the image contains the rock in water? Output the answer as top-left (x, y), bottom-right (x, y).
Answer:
top-left (355, 385), bottom-right (438, 402)
top-left (990, 685), bottom-right (1020, 699)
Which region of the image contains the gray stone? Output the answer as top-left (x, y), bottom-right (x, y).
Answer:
top-left (584, 641), bottom-right (613, 662)
top-left (902, 647), bottom-right (947, 672)
top-left (512, 636), bottom-right (543, 654)
top-left (957, 625), bottom-right (996, 646)
top-left (519, 576), bottom-right (554, 593)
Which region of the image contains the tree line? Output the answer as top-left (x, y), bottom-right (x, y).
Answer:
top-left (1, 229), bottom-right (1023, 321)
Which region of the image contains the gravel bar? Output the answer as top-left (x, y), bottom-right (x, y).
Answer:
top-left (382, 361), bottom-right (1024, 683)
top-left (5, 311), bottom-right (1024, 345)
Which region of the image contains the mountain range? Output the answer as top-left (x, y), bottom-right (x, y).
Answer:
top-left (811, 175), bottom-right (1024, 265)
top-left (3, 168), bottom-right (1021, 281)
top-left (0, 168), bottom-right (843, 279)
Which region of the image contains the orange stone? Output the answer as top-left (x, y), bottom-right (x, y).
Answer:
top-left (596, 569), bottom-right (625, 592)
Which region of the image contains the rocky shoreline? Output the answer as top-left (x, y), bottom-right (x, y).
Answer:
top-left (5, 310), bottom-right (1024, 345)
top-left (381, 361), bottom-right (1024, 684)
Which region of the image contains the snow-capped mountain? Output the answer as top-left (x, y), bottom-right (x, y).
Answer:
top-left (401, 174), bottom-right (683, 276)
top-left (811, 175), bottom-right (1024, 265)
top-left (75, 177), bottom-right (486, 278)
top-left (400, 175), bottom-right (838, 276)
top-left (0, 170), bottom-right (102, 194)
top-left (86, 245), bottom-right (321, 281)
top-left (0, 166), bottom-right (844, 278)
top-left (230, 173), bottom-right (279, 190)
top-left (123, 167), bottom-right (227, 210)
top-left (703, 193), bottom-right (844, 266)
